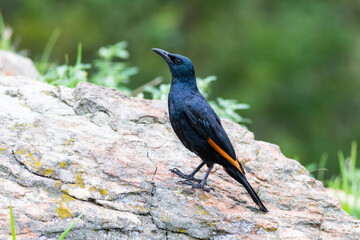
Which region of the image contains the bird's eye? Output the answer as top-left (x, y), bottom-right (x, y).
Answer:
top-left (175, 58), bottom-right (182, 65)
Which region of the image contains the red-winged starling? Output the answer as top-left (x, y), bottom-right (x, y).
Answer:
top-left (152, 48), bottom-right (268, 212)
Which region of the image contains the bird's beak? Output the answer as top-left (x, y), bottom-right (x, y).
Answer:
top-left (152, 48), bottom-right (172, 64)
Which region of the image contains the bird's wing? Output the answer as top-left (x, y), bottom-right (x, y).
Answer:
top-left (184, 96), bottom-right (245, 174)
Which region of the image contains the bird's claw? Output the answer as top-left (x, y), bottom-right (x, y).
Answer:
top-left (179, 180), bottom-right (214, 192)
top-left (170, 168), bottom-right (202, 183)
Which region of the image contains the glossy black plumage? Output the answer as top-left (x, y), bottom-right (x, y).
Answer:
top-left (152, 48), bottom-right (268, 212)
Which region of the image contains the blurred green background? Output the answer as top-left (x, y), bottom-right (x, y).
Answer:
top-left (1, 0), bottom-right (360, 179)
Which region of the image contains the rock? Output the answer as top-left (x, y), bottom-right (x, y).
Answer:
top-left (0, 75), bottom-right (359, 239)
top-left (0, 50), bottom-right (39, 78)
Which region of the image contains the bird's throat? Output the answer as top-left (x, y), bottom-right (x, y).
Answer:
top-left (170, 76), bottom-right (198, 93)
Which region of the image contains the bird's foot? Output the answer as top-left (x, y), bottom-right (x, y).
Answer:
top-left (179, 180), bottom-right (214, 192)
top-left (170, 168), bottom-right (202, 183)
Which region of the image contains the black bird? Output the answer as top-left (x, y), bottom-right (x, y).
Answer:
top-left (152, 48), bottom-right (268, 212)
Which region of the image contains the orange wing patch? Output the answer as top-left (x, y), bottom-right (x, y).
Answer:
top-left (207, 138), bottom-right (244, 174)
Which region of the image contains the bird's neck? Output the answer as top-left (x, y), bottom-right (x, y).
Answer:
top-left (170, 75), bottom-right (199, 94)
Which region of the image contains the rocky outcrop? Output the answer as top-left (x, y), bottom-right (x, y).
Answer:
top-left (0, 75), bottom-right (359, 239)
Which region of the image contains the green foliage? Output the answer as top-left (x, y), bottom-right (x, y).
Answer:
top-left (142, 81), bottom-right (169, 100)
top-left (41, 44), bottom-right (90, 88)
top-left (327, 142), bottom-right (359, 218)
top-left (196, 75), bottom-right (217, 99)
top-left (142, 76), bottom-right (250, 124)
top-left (89, 41), bottom-right (138, 94)
top-left (41, 41), bottom-right (138, 93)
top-left (210, 98), bottom-right (250, 124)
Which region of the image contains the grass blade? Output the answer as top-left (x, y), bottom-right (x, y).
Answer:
top-left (338, 151), bottom-right (349, 193)
top-left (350, 141), bottom-right (357, 176)
top-left (0, 9), bottom-right (4, 34)
top-left (317, 153), bottom-right (328, 181)
top-left (76, 43), bottom-right (82, 65)
top-left (38, 28), bottom-right (61, 74)
top-left (9, 200), bottom-right (16, 240)
top-left (57, 213), bottom-right (83, 240)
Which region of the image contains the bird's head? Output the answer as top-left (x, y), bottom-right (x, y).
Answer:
top-left (152, 48), bottom-right (195, 79)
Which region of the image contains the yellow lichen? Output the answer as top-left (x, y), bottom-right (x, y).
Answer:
top-left (59, 161), bottom-right (68, 168)
top-left (161, 214), bottom-right (169, 221)
top-left (136, 205), bottom-right (145, 211)
top-left (23, 150), bottom-right (42, 171)
top-left (44, 168), bottom-right (53, 176)
top-left (56, 202), bottom-right (72, 219)
top-left (33, 124), bottom-right (39, 128)
top-left (99, 188), bottom-right (108, 196)
top-left (62, 189), bottom-right (70, 195)
top-left (63, 138), bottom-right (74, 146)
top-left (200, 194), bottom-right (209, 200)
top-left (12, 123), bottom-right (30, 131)
top-left (89, 186), bottom-right (108, 196)
top-left (0, 144), bottom-right (7, 153)
top-left (75, 173), bottom-right (86, 188)
top-left (28, 152), bottom-right (35, 161)
top-left (15, 149), bottom-right (26, 155)
top-left (43, 90), bottom-right (52, 96)
top-left (264, 227), bottom-right (277, 232)
top-left (61, 194), bottom-right (75, 202)
top-left (54, 180), bottom-right (62, 189)
top-left (196, 208), bottom-right (208, 215)
top-left (21, 103), bottom-right (31, 109)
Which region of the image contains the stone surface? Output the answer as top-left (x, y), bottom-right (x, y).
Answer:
top-left (0, 76), bottom-right (359, 239)
top-left (0, 50), bottom-right (39, 78)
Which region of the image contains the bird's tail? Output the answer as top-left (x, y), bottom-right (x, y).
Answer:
top-left (225, 167), bottom-right (268, 212)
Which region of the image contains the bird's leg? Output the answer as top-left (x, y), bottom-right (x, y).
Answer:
top-left (180, 165), bottom-right (214, 192)
top-left (170, 162), bottom-right (205, 183)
